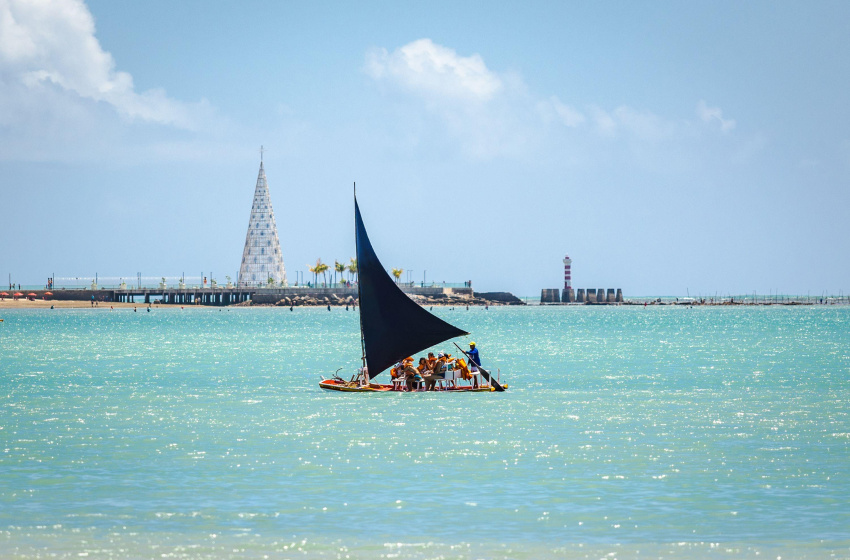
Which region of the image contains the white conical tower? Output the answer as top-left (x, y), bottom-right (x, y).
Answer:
top-left (238, 154), bottom-right (287, 287)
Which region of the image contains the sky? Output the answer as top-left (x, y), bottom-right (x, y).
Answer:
top-left (1, 0), bottom-right (849, 296)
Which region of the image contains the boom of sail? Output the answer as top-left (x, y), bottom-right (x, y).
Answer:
top-left (355, 196), bottom-right (468, 379)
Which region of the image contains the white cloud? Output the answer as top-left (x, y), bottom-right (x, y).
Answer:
top-left (612, 106), bottom-right (679, 141)
top-left (542, 95), bottom-right (585, 128)
top-left (365, 39), bottom-right (537, 158)
top-left (550, 104), bottom-right (677, 141)
top-left (589, 106), bottom-right (617, 136)
top-left (365, 39), bottom-right (718, 161)
top-left (697, 100), bottom-right (736, 132)
top-left (366, 40), bottom-right (749, 160)
top-left (0, 0), bottom-right (203, 129)
top-left (366, 38), bottom-right (502, 102)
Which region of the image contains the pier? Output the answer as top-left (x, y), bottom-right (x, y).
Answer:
top-left (19, 285), bottom-right (475, 306)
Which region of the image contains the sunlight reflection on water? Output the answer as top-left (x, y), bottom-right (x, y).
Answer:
top-left (1, 306), bottom-right (849, 558)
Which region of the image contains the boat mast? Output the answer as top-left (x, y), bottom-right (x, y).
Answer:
top-left (354, 183), bottom-right (367, 377)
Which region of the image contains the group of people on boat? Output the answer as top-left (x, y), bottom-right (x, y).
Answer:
top-left (389, 342), bottom-right (482, 391)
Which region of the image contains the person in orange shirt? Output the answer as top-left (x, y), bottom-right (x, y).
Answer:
top-left (401, 357), bottom-right (419, 391)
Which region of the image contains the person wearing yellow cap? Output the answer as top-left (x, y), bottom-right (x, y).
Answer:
top-left (467, 342), bottom-right (480, 370)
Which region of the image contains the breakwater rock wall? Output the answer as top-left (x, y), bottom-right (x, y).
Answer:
top-left (255, 286), bottom-right (512, 307)
top-left (473, 292), bottom-right (525, 305)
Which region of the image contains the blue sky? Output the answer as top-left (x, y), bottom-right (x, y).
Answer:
top-left (1, 0), bottom-right (848, 296)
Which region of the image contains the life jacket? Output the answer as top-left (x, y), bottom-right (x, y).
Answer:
top-left (456, 358), bottom-right (471, 380)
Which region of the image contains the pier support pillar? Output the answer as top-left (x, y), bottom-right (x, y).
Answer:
top-left (576, 289), bottom-right (585, 303)
top-left (586, 289), bottom-right (596, 303)
top-left (562, 288), bottom-right (575, 303)
top-left (616, 289), bottom-right (623, 302)
top-left (607, 289), bottom-right (616, 303)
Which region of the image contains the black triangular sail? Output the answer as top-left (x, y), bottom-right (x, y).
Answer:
top-left (355, 196), bottom-right (468, 379)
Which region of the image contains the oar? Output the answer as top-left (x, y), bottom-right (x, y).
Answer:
top-left (453, 342), bottom-right (506, 392)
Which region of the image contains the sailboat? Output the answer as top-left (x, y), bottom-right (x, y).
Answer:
top-left (319, 192), bottom-right (506, 393)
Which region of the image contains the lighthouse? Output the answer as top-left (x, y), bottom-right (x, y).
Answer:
top-left (562, 255), bottom-right (575, 302)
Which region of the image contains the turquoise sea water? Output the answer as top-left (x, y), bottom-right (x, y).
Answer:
top-left (1, 306), bottom-right (849, 559)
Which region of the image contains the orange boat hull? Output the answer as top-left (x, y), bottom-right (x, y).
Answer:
top-left (318, 378), bottom-right (503, 392)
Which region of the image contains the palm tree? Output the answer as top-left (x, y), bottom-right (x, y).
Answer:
top-left (308, 261), bottom-right (319, 286)
top-left (348, 258), bottom-right (358, 283)
top-left (391, 268), bottom-right (403, 285)
top-left (334, 260), bottom-right (345, 285)
top-left (314, 259), bottom-right (329, 287)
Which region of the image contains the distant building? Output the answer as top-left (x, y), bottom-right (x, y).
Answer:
top-left (238, 155), bottom-right (287, 287)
